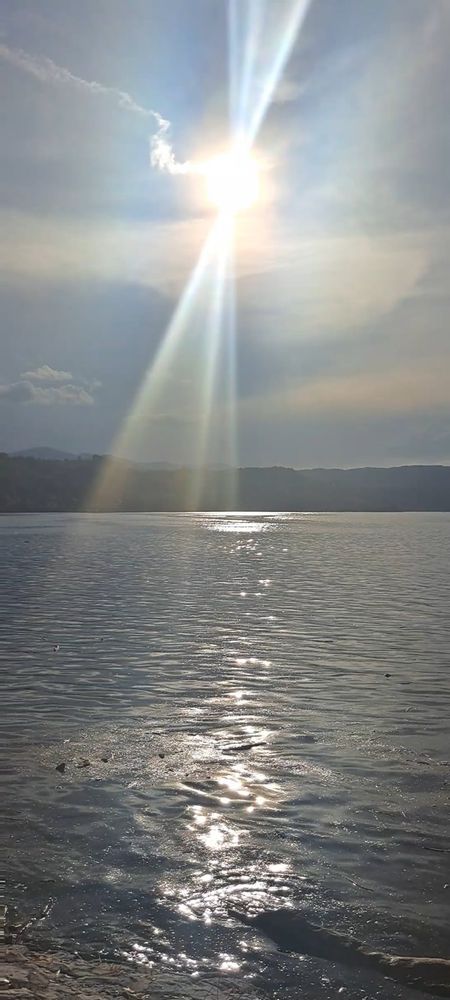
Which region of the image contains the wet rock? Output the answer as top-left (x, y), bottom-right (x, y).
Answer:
top-left (55, 762), bottom-right (66, 774)
top-left (222, 741), bottom-right (266, 753)
top-left (0, 944), bottom-right (158, 998)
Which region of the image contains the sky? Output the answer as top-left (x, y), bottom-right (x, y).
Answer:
top-left (1, 0), bottom-right (450, 468)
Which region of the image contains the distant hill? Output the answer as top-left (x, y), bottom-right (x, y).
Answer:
top-left (11, 447), bottom-right (83, 461)
top-left (10, 449), bottom-right (178, 468)
top-left (1, 453), bottom-right (450, 511)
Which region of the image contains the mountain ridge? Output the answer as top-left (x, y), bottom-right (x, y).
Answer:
top-left (1, 453), bottom-right (450, 511)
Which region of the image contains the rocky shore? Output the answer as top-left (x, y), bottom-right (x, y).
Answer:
top-left (0, 944), bottom-right (155, 998)
top-left (0, 942), bottom-right (249, 999)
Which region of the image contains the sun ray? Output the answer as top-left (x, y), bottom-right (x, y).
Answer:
top-left (229, 0), bottom-right (311, 148)
top-left (88, 219), bottom-right (226, 510)
top-left (88, 0), bottom-right (312, 512)
top-left (186, 221), bottom-right (231, 509)
top-left (221, 220), bottom-right (239, 508)
top-left (229, 0), bottom-right (264, 143)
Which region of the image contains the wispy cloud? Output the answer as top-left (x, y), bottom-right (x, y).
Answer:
top-left (273, 78), bottom-right (304, 104)
top-left (21, 364), bottom-right (72, 382)
top-left (0, 42), bottom-right (151, 114)
top-left (243, 361), bottom-right (450, 423)
top-left (0, 209), bottom-right (209, 291)
top-left (0, 41), bottom-right (189, 175)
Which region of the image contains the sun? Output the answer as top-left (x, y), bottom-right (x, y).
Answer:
top-left (204, 151), bottom-right (260, 214)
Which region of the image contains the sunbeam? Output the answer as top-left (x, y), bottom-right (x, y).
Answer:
top-left (89, 0), bottom-right (311, 512)
top-left (220, 219), bottom-right (239, 508)
top-left (187, 218), bottom-right (231, 509)
top-left (88, 219), bottom-right (226, 510)
top-left (229, 0), bottom-right (264, 143)
top-left (229, 0), bottom-right (311, 147)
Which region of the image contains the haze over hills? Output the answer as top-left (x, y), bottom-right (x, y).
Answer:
top-left (10, 448), bottom-right (178, 469)
top-left (12, 447), bottom-right (82, 461)
top-left (1, 452), bottom-right (450, 512)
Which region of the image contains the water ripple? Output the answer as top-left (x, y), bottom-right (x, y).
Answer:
top-left (1, 511), bottom-right (449, 998)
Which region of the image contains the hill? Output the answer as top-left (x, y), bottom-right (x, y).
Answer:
top-left (11, 447), bottom-right (82, 461)
top-left (1, 454), bottom-right (450, 512)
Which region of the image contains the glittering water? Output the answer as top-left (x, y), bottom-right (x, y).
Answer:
top-left (1, 512), bottom-right (449, 999)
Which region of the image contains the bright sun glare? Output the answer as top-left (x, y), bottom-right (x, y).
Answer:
top-left (205, 151), bottom-right (260, 214)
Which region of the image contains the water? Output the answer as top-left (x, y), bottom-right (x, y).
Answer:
top-left (1, 512), bottom-right (449, 999)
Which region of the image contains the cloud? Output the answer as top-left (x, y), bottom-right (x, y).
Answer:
top-left (0, 378), bottom-right (95, 406)
top-left (34, 383), bottom-right (95, 405)
top-left (2, 206), bottom-right (438, 330)
top-left (273, 78), bottom-right (304, 103)
top-left (0, 41), bottom-right (152, 117)
top-left (238, 227), bottom-right (435, 338)
top-left (149, 116), bottom-right (193, 176)
top-left (244, 361), bottom-right (450, 423)
top-left (0, 41), bottom-right (189, 175)
top-left (0, 210), bottom-right (209, 291)
top-left (0, 380), bottom-right (36, 403)
top-left (21, 364), bottom-right (72, 382)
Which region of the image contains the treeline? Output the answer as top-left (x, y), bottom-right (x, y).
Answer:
top-left (1, 454), bottom-right (450, 512)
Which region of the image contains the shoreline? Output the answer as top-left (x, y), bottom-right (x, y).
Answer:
top-left (0, 940), bottom-right (249, 999)
top-left (1, 942), bottom-right (156, 998)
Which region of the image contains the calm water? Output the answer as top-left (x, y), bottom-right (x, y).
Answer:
top-left (1, 512), bottom-right (449, 999)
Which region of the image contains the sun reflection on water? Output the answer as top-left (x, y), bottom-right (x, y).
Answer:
top-left (125, 514), bottom-right (299, 984)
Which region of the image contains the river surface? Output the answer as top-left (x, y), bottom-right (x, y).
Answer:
top-left (1, 512), bottom-right (449, 999)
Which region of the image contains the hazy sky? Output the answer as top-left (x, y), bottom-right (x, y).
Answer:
top-left (1, 0), bottom-right (450, 467)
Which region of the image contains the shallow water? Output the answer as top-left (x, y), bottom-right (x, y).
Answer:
top-left (1, 512), bottom-right (449, 999)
